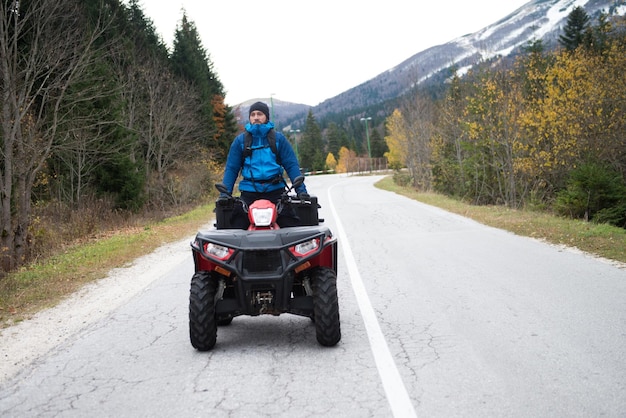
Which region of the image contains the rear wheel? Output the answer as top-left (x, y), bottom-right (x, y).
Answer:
top-left (189, 271), bottom-right (217, 351)
top-left (311, 267), bottom-right (341, 346)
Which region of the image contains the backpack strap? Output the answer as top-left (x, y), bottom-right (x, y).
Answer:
top-left (242, 131), bottom-right (253, 162)
top-left (242, 129), bottom-right (280, 166)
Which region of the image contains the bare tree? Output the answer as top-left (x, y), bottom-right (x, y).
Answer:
top-left (138, 57), bottom-right (204, 207)
top-left (0, 0), bottom-right (110, 271)
top-left (54, 120), bottom-right (123, 207)
top-left (436, 73), bottom-right (469, 196)
top-left (399, 92), bottom-right (435, 191)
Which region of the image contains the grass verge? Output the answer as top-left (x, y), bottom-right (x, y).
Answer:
top-left (375, 176), bottom-right (626, 265)
top-left (0, 204), bottom-right (214, 328)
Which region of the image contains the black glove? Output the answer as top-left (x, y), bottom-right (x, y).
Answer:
top-left (297, 192), bottom-right (310, 201)
top-left (216, 194), bottom-right (232, 207)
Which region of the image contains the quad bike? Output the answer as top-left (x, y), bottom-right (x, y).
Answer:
top-left (189, 176), bottom-right (341, 351)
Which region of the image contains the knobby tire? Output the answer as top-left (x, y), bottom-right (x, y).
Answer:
top-left (189, 271), bottom-right (218, 351)
top-left (311, 267), bottom-right (341, 346)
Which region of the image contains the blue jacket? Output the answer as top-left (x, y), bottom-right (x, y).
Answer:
top-left (222, 122), bottom-right (307, 194)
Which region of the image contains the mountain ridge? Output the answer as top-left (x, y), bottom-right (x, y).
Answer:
top-left (235, 0), bottom-right (626, 128)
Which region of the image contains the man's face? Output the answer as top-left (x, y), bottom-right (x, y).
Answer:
top-left (249, 110), bottom-right (268, 124)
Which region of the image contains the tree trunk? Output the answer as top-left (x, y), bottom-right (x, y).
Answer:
top-left (0, 0), bottom-right (109, 273)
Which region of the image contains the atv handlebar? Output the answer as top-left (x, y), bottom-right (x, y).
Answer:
top-left (215, 175), bottom-right (307, 201)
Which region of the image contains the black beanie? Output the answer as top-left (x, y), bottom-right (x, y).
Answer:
top-left (249, 101), bottom-right (270, 120)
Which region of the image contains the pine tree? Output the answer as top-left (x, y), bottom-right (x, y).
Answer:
top-left (299, 110), bottom-right (325, 172)
top-left (170, 13), bottom-right (235, 159)
top-left (123, 0), bottom-right (169, 59)
top-left (589, 12), bottom-right (611, 54)
top-left (559, 6), bottom-right (591, 51)
top-left (369, 129), bottom-right (388, 158)
top-left (325, 122), bottom-right (343, 158)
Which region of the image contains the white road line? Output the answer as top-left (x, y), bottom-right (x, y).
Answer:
top-left (327, 185), bottom-right (417, 418)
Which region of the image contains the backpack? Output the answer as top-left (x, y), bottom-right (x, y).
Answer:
top-left (242, 129), bottom-right (281, 166)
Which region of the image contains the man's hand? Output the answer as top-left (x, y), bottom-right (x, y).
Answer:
top-left (217, 194), bottom-right (233, 207)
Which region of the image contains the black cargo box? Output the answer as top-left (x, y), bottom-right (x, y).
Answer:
top-left (214, 196), bottom-right (320, 229)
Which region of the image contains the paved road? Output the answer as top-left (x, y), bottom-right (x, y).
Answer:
top-left (1, 174), bottom-right (625, 417)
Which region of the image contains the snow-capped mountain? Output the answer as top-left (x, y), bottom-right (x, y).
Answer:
top-left (305, 0), bottom-right (626, 122)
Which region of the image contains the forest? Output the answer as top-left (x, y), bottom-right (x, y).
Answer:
top-left (0, 0), bottom-right (238, 273)
top-left (382, 8), bottom-right (626, 228)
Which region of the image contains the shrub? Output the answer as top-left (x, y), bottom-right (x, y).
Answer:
top-left (554, 162), bottom-right (626, 227)
top-left (393, 170), bottom-right (413, 187)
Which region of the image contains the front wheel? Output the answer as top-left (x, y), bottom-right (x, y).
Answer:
top-left (189, 271), bottom-right (217, 351)
top-left (311, 267), bottom-right (341, 346)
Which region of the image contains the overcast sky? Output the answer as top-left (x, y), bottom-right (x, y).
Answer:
top-left (133, 0), bottom-right (530, 106)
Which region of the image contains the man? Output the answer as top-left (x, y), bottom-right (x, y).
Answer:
top-left (220, 101), bottom-right (308, 228)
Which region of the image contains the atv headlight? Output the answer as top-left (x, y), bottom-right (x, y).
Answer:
top-left (203, 242), bottom-right (233, 260)
top-left (251, 207), bottom-right (274, 227)
top-left (290, 238), bottom-right (320, 257)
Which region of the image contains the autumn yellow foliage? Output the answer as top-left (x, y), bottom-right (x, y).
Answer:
top-left (325, 153), bottom-right (337, 172)
top-left (384, 109), bottom-right (407, 169)
top-left (335, 147), bottom-right (357, 173)
top-left (394, 20), bottom-right (626, 209)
